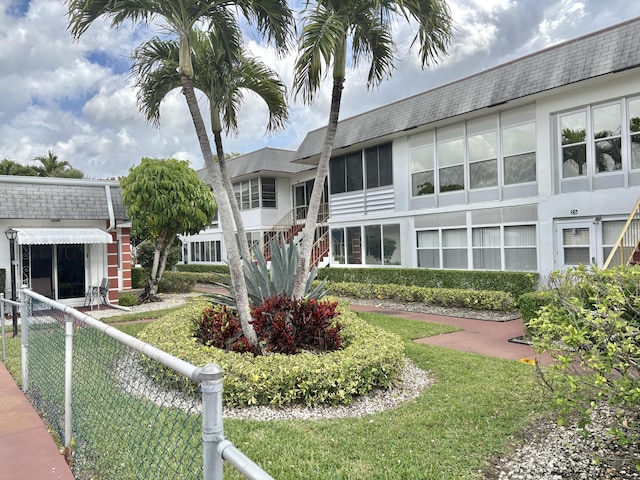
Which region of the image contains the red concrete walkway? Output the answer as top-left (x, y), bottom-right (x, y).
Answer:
top-left (349, 303), bottom-right (552, 366)
top-left (0, 301), bottom-right (546, 480)
top-left (0, 361), bottom-right (74, 480)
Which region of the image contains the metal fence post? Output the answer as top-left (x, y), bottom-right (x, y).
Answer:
top-left (20, 285), bottom-right (28, 393)
top-left (1, 293), bottom-right (5, 361)
top-left (64, 313), bottom-right (73, 449)
top-left (200, 363), bottom-right (224, 480)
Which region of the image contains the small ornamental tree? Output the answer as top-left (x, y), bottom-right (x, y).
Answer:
top-left (530, 265), bottom-right (640, 443)
top-left (121, 157), bottom-right (216, 302)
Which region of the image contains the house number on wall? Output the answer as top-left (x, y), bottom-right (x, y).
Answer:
top-left (570, 209), bottom-right (578, 215)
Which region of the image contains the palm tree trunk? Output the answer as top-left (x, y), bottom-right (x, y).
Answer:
top-left (292, 77), bottom-right (344, 298)
top-left (180, 74), bottom-right (258, 347)
top-left (210, 113), bottom-right (251, 261)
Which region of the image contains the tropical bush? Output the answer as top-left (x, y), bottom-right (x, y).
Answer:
top-left (210, 236), bottom-right (327, 308)
top-left (529, 266), bottom-right (640, 441)
top-left (195, 304), bottom-right (253, 353)
top-left (251, 296), bottom-right (342, 354)
top-left (138, 302), bottom-right (405, 407)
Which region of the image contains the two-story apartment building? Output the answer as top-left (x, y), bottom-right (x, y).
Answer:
top-left (181, 17), bottom-right (640, 278)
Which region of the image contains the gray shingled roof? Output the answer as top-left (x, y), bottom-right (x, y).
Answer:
top-left (197, 147), bottom-right (312, 181)
top-left (294, 17), bottom-right (640, 161)
top-left (0, 176), bottom-right (128, 221)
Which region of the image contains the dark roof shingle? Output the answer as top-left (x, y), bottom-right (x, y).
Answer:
top-left (0, 176), bottom-right (128, 221)
top-left (294, 17), bottom-right (640, 160)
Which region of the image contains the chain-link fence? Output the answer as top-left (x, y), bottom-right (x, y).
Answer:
top-left (20, 288), bottom-right (274, 480)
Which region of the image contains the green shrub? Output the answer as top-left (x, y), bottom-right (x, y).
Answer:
top-left (316, 267), bottom-right (538, 299)
top-left (518, 290), bottom-right (553, 325)
top-left (138, 302), bottom-right (405, 407)
top-left (131, 267), bottom-right (147, 289)
top-left (118, 292), bottom-right (138, 307)
top-left (529, 266), bottom-right (640, 443)
top-left (176, 264), bottom-right (230, 275)
top-left (158, 271), bottom-right (196, 293)
top-left (326, 281), bottom-right (516, 311)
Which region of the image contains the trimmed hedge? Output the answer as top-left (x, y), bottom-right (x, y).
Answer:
top-left (176, 264), bottom-right (230, 275)
top-left (157, 271), bottom-right (197, 293)
top-left (137, 301), bottom-right (405, 407)
top-left (317, 267), bottom-right (538, 299)
top-left (327, 281), bottom-right (516, 311)
top-left (518, 291), bottom-right (553, 323)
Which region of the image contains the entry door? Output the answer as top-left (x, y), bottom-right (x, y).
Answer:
top-left (556, 222), bottom-right (598, 269)
top-left (28, 244), bottom-right (86, 300)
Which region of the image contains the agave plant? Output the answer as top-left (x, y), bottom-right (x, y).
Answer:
top-left (210, 234), bottom-right (328, 308)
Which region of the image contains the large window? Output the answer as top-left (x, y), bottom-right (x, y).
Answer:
top-left (232, 177), bottom-right (277, 210)
top-left (438, 125), bottom-right (465, 193)
top-left (442, 228), bottom-right (467, 268)
top-left (190, 240), bottom-right (222, 263)
top-left (410, 106), bottom-right (536, 197)
top-left (330, 143), bottom-right (392, 194)
top-left (417, 230), bottom-right (439, 268)
top-left (365, 144), bottom-right (393, 188)
top-left (417, 224), bottom-right (537, 271)
top-left (331, 224), bottom-right (400, 266)
top-left (472, 227), bottom-right (500, 269)
top-left (364, 224), bottom-right (400, 265)
top-left (468, 117), bottom-right (497, 189)
top-left (502, 108), bottom-right (536, 185)
top-left (559, 97), bottom-right (639, 179)
top-left (504, 225), bottom-right (537, 271)
top-left (560, 111), bottom-right (587, 178)
top-left (593, 104), bottom-right (622, 173)
top-left (410, 133), bottom-right (435, 196)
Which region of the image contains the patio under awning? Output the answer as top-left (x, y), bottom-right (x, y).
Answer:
top-left (14, 228), bottom-right (113, 245)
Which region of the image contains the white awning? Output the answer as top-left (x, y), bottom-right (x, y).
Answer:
top-left (14, 228), bottom-right (113, 245)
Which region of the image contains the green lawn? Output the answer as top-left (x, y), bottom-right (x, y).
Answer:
top-left (2, 309), bottom-right (549, 480)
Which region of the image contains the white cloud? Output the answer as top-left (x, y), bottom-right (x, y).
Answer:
top-left (0, 0), bottom-right (639, 179)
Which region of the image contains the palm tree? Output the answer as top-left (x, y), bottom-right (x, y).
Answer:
top-left (131, 27), bottom-right (288, 262)
top-left (67, 0), bottom-right (294, 348)
top-left (290, 0), bottom-right (453, 298)
top-left (33, 150), bottom-right (84, 178)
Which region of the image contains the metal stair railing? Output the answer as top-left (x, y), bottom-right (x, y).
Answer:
top-left (603, 196), bottom-right (640, 268)
top-left (260, 204), bottom-right (329, 262)
top-left (310, 227), bottom-right (330, 268)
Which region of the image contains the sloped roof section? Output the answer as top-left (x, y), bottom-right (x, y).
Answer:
top-left (294, 17), bottom-right (640, 161)
top-left (197, 147), bottom-right (313, 182)
top-left (0, 176), bottom-right (128, 221)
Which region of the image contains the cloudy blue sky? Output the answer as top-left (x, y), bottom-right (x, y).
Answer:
top-left (1, 0), bottom-right (639, 179)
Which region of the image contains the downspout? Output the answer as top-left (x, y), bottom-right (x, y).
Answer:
top-left (104, 185), bottom-right (116, 232)
top-left (102, 185), bottom-right (118, 305)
